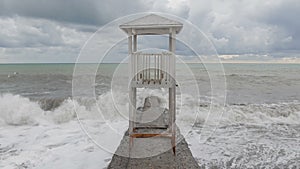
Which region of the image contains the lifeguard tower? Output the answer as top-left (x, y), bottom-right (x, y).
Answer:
top-left (120, 14), bottom-right (183, 155)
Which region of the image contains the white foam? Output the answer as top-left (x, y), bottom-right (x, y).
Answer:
top-left (0, 92), bottom-right (299, 168)
top-left (1, 92), bottom-right (299, 127)
top-left (0, 94), bottom-right (42, 126)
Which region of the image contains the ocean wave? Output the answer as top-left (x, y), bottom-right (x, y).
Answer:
top-left (38, 97), bottom-right (66, 110)
top-left (0, 93), bottom-right (299, 127)
top-left (0, 94), bottom-right (79, 126)
top-left (222, 102), bottom-right (300, 125)
top-left (226, 74), bottom-right (276, 78)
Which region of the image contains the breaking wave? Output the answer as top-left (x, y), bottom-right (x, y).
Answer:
top-left (0, 92), bottom-right (299, 127)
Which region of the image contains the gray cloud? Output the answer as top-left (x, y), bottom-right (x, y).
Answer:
top-left (0, 0), bottom-right (150, 25)
top-left (0, 16), bottom-right (92, 63)
top-left (0, 16), bottom-right (91, 48)
top-left (259, 0), bottom-right (300, 51)
top-left (188, 0), bottom-right (300, 54)
top-left (0, 0), bottom-right (299, 63)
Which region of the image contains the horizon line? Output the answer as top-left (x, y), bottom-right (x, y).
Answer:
top-left (0, 61), bottom-right (300, 64)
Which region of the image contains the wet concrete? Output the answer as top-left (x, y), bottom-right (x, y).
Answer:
top-left (107, 129), bottom-right (200, 169)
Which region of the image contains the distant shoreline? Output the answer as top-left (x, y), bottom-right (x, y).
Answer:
top-left (0, 62), bottom-right (299, 65)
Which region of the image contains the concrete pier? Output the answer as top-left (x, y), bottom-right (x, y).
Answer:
top-left (107, 129), bottom-right (200, 169)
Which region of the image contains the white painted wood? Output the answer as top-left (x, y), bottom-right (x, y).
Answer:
top-left (171, 28), bottom-right (176, 144)
top-left (128, 31), bottom-right (133, 79)
top-left (121, 14), bottom-right (182, 155)
top-left (161, 54), bottom-right (164, 77)
top-left (133, 34), bottom-right (137, 81)
top-left (171, 28), bottom-right (176, 80)
top-left (120, 14), bottom-right (183, 35)
top-left (128, 30), bottom-right (133, 135)
top-left (155, 55), bottom-right (157, 77)
top-left (121, 14), bottom-right (182, 27)
top-left (130, 52), bottom-right (174, 85)
top-left (132, 87), bottom-right (136, 130)
top-left (132, 28), bottom-right (172, 35)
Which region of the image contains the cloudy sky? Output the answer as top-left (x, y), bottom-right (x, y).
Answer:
top-left (0, 0), bottom-right (299, 63)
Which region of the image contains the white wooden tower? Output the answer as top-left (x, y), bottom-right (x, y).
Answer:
top-left (120, 14), bottom-right (183, 155)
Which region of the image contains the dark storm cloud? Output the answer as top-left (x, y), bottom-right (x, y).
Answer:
top-left (0, 0), bottom-right (149, 25)
top-left (188, 0), bottom-right (300, 55)
top-left (258, 0), bottom-right (300, 51)
top-left (261, 1), bottom-right (300, 32)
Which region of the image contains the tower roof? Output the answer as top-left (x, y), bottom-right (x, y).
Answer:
top-left (120, 14), bottom-right (183, 35)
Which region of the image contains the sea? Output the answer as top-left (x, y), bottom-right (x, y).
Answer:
top-left (0, 63), bottom-right (299, 168)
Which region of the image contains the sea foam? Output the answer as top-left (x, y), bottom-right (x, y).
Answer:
top-left (0, 91), bottom-right (299, 127)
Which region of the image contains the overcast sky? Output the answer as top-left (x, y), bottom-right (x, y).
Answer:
top-left (0, 0), bottom-right (299, 63)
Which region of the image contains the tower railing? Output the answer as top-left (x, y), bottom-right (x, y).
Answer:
top-left (130, 52), bottom-right (175, 87)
